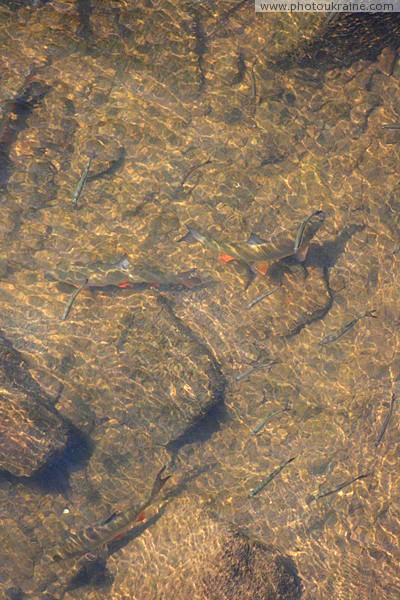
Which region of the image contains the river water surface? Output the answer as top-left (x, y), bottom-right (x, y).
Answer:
top-left (0, 2), bottom-right (399, 599)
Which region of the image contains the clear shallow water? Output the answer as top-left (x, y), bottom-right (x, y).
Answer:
top-left (0, 2), bottom-right (399, 599)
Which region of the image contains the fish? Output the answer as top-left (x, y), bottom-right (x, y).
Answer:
top-left (234, 357), bottom-right (281, 382)
top-left (246, 283), bottom-right (282, 309)
top-left (178, 210), bottom-right (325, 276)
top-left (47, 256), bottom-right (211, 291)
top-left (374, 394), bottom-right (396, 448)
top-left (61, 277), bottom-right (88, 321)
top-left (181, 158), bottom-right (212, 186)
top-left (86, 147), bottom-right (126, 182)
top-left (382, 124), bottom-right (400, 130)
top-left (310, 473), bottom-right (371, 502)
top-left (318, 310), bottom-right (377, 346)
top-left (248, 456), bottom-right (296, 498)
top-left (250, 402), bottom-right (291, 436)
top-left (72, 153), bottom-right (94, 208)
top-left (43, 466), bottom-right (170, 564)
top-left (250, 58), bottom-right (258, 116)
top-left (294, 210), bottom-right (327, 261)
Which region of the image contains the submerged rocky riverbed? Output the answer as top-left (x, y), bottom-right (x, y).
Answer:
top-left (0, 2), bottom-right (399, 599)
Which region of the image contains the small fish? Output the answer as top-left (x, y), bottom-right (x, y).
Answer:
top-left (44, 466), bottom-right (170, 564)
top-left (246, 283), bottom-right (282, 309)
top-left (374, 394), bottom-right (396, 448)
top-left (61, 277), bottom-right (88, 321)
top-left (251, 402), bottom-right (290, 436)
top-left (235, 357), bottom-right (280, 382)
top-left (72, 153), bottom-right (94, 208)
top-left (178, 211), bottom-right (325, 277)
top-left (310, 473), bottom-right (371, 502)
top-left (181, 158), bottom-right (212, 186)
top-left (318, 310), bottom-right (377, 346)
top-left (248, 456), bottom-right (296, 498)
top-left (249, 58), bottom-right (258, 117)
top-left (294, 210), bottom-right (326, 261)
top-left (382, 124), bottom-right (400, 130)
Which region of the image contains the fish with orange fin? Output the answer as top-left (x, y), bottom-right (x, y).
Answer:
top-left (43, 466), bottom-right (171, 565)
top-left (178, 210), bottom-right (326, 278)
top-left (46, 255), bottom-right (212, 291)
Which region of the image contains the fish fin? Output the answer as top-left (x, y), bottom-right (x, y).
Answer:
top-left (118, 281), bottom-right (133, 288)
top-left (134, 510), bottom-right (146, 524)
top-left (246, 232), bottom-right (267, 246)
top-left (243, 265), bottom-right (256, 290)
top-left (118, 255), bottom-right (130, 269)
top-left (102, 511), bottom-right (119, 525)
top-left (294, 243), bottom-right (310, 263)
top-left (253, 261), bottom-right (269, 276)
top-left (220, 253), bottom-right (236, 263)
top-left (177, 226), bottom-right (196, 243)
top-left (149, 466), bottom-right (171, 502)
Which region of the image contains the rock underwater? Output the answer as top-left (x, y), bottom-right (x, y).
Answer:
top-left (0, 332), bottom-right (67, 477)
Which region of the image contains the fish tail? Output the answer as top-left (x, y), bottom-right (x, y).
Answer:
top-left (177, 226), bottom-right (198, 244)
top-left (149, 465), bottom-right (171, 503)
top-left (253, 261), bottom-right (269, 276)
top-left (246, 232), bottom-right (267, 246)
top-left (364, 309), bottom-right (378, 319)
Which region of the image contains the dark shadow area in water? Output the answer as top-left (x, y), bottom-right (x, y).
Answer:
top-left (274, 14), bottom-right (400, 72)
top-left (0, 80), bottom-right (51, 188)
top-left (280, 224), bottom-right (366, 338)
top-left (275, 555), bottom-right (303, 598)
top-left (65, 558), bottom-right (113, 597)
top-left (0, 425), bottom-right (93, 500)
top-left (77, 0), bottom-right (93, 38)
top-left (166, 401), bottom-right (229, 462)
top-left (305, 224), bottom-right (366, 269)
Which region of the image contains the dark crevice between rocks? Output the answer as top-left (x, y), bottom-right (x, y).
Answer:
top-left (273, 13), bottom-right (400, 73)
top-left (156, 294), bottom-right (227, 460)
top-left (166, 400), bottom-right (229, 461)
top-left (156, 294), bottom-right (226, 387)
top-left (0, 424), bottom-right (93, 499)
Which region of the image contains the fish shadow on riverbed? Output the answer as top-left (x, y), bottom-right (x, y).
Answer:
top-left (304, 223), bottom-right (365, 270)
top-left (265, 223), bottom-right (365, 284)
